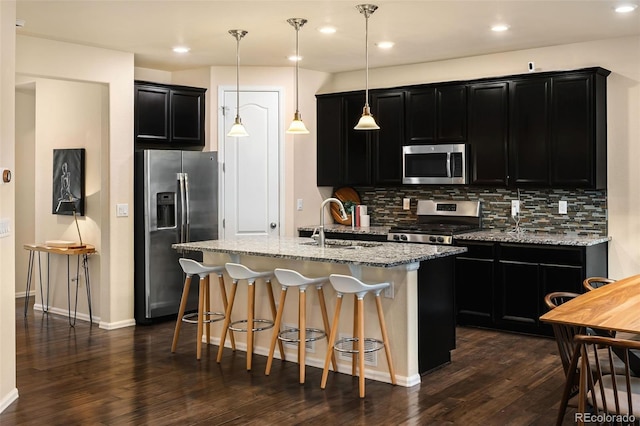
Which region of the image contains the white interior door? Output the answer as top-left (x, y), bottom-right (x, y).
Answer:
top-left (221, 89), bottom-right (280, 239)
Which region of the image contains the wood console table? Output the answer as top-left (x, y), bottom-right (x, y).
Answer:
top-left (23, 243), bottom-right (96, 326)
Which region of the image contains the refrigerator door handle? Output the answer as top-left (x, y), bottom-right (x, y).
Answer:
top-left (178, 172), bottom-right (186, 244)
top-left (184, 173), bottom-right (191, 242)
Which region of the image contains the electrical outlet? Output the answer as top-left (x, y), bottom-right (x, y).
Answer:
top-left (559, 200), bottom-right (568, 214)
top-left (296, 198), bottom-right (303, 211)
top-left (402, 198), bottom-right (410, 210)
top-left (0, 218), bottom-right (10, 238)
top-left (116, 203), bottom-right (129, 217)
top-left (511, 200), bottom-right (520, 216)
top-left (384, 281), bottom-right (394, 299)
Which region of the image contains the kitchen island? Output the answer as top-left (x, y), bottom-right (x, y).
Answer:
top-left (174, 236), bottom-right (466, 387)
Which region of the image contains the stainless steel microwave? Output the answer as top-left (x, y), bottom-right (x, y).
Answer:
top-left (402, 144), bottom-right (468, 184)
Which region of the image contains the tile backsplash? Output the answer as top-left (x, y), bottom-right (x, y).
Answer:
top-left (354, 186), bottom-right (607, 236)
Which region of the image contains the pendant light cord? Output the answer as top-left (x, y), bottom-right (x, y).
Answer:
top-left (295, 25), bottom-right (300, 113)
top-left (235, 34), bottom-right (241, 121)
top-left (364, 12), bottom-right (370, 108)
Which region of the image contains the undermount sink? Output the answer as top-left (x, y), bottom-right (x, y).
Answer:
top-left (300, 240), bottom-right (383, 249)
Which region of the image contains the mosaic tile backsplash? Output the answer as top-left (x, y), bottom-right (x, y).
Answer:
top-left (353, 186), bottom-right (607, 236)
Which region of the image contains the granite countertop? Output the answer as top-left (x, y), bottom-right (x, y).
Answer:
top-left (173, 236), bottom-right (466, 268)
top-left (298, 224), bottom-right (390, 236)
top-left (455, 230), bottom-right (611, 246)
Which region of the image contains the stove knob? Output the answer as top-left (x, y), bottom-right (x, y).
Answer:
top-left (400, 234), bottom-right (408, 241)
top-left (437, 236), bottom-right (445, 243)
top-left (429, 236), bottom-right (437, 242)
top-left (393, 235), bottom-right (400, 241)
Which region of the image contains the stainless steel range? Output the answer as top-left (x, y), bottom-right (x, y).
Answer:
top-left (387, 200), bottom-right (481, 245)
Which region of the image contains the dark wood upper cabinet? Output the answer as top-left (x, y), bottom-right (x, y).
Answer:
top-left (436, 85), bottom-right (467, 142)
top-left (468, 82), bottom-right (508, 186)
top-left (550, 71), bottom-right (607, 188)
top-left (343, 93), bottom-right (371, 186)
top-left (371, 90), bottom-right (405, 185)
top-left (405, 84), bottom-right (466, 144)
top-left (135, 81), bottom-right (206, 148)
top-left (509, 77), bottom-right (551, 187)
top-left (316, 95), bottom-right (344, 186)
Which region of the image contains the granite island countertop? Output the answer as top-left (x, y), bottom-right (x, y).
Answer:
top-left (173, 236), bottom-right (466, 268)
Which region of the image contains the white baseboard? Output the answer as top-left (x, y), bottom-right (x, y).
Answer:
top-left (0, 388), bottom-right (19, 414)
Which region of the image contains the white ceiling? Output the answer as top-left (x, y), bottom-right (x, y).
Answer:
top-left (15, 0), bottom-right (640, 74)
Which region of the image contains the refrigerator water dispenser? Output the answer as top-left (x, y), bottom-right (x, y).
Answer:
top-left (157, 192), bottom-right (176, 229)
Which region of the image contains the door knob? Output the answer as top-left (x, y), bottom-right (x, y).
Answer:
top-left (270, 222), bottom-right (277, 229)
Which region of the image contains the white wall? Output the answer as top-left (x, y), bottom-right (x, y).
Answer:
top-left (16, 35), bottom-right (135, 329)
top-left (0, 0), bottom-right (17, 414)
top-left (14, 78), bottom-right (105, 318)
top-left (320, 35), bottom-right (640, 280)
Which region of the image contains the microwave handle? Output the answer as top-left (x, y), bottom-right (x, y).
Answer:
top-left (446, 153), bottom-right (452, 178)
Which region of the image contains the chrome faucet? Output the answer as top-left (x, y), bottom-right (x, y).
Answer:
top-left (319, 197), bottom-right (348, 247)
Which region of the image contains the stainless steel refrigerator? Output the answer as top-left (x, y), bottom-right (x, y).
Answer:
top-left (134, 149), bottom-right (218, 324)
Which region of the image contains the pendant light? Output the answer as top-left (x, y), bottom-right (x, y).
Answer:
top-left (354, 4), bottom-right (380, 130)
top-left (228, 29), bottom-right (249, 137)
top-left (286, 18), bottom-right (310, 134)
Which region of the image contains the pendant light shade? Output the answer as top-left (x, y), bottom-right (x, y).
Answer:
top-left (286, 18), bottom-right (310, 135)
top-left (354, 4), bottom-right (380, 130)
top-left (228, 29), bottom-right (249, 138)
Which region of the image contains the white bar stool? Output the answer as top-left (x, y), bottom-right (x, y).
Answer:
top-left (265, 268), bottom-right (338, 384)
top-left (216, 262), bottom-right (284, 371)
top-left (321, 273), bottom-right (397, 398)
top-left (172, 258), bottom-right (236, 360)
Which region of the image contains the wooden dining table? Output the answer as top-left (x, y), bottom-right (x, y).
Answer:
top-left (540, 273), bottom-right (640, 425)
top-left (540, 274), bottom-right (640, 334)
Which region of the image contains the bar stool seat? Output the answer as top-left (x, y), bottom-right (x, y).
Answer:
top-left (172, 258), bottom-right (235, 360)
top-left (321, 274), bottom-right (396, 398)
top-left (265, 268), bottom-right (338, 384)
top-left (216, 263), bottom-right (284, 371)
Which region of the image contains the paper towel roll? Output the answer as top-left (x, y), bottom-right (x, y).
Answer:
top-left (360, 214), bottom-right (370, 227)
top-left (359, 205), bottom-right (368, 215)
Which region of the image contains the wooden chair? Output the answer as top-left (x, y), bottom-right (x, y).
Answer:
top-left (583, 276), bottom-right (616, 292)
top-left (544, 292), bottom-right (584, 426)
top-left (574, 335), bottom-right (640, 425)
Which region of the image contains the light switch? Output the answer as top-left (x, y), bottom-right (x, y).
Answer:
top-left (296, 198), bottom-right (303, 211)
top-left (116, 203), bottom-right (129, 217)
top-left (0, 218), bottom-right (10, 238)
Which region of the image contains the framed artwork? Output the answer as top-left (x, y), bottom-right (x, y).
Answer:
top-left (52, 148), bottom-right (86, 216)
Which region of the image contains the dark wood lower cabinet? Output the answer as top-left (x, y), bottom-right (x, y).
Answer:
top-left (455, 240), bottom-right (608, 336)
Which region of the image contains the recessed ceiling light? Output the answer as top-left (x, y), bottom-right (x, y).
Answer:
top-left (288, 55), bottom-right (302, 62)
top-left (173, 46), bottom-right (190, 54)
top-left (376, 41), bottom-right (394, 49)
top-left (491, 24), bottom-right (510, 32)
top-left (615, 3), bottom-right (638, 13)
top-left (318, 26), bottom-right (336, 34)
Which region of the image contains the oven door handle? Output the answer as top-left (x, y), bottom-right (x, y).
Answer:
top-left (446, 152), bottom-right (452, 178)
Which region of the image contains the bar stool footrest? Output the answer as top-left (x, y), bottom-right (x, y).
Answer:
top-left (278, 328), bottom-right (326, 343)
top-left (229, 318), bottom-right (274, 332)
top-left (334, 337), bottom-right (384, 354)
top-left (182, 311), bottom-right (226, 324)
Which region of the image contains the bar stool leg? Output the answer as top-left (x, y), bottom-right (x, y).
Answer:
top-left (247, 280), bottom-right (256, 370)
top-left (352, 296), bottom-right (358, 377)
top-left (321, 294), bottom-right (343, 389)
top-left (299, 288), bottom-right (306, 384)
top-left (218, 273), bottom-right (236, 351)
top-left (375, 293), bottom-right (396, 384)
top-left (265, 287), bottom-right (287, 376)
top-left (316, 285), bottom-right (338, 371)
top-left (196, 276), bottom-right (206, 360)
top-left (217, 280), bottom-right (238, 363)
top-left (357, 296), bottom-right (366, 398)
top-left (205, 275), bottom-right (211, 345)
top-left (265, 280), bottom-right (285, 360)
top-left (172, 275), bottom-right (193, 353)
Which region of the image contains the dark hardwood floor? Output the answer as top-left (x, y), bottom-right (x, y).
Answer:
top-left (2, 297), bottom-right (577, 425)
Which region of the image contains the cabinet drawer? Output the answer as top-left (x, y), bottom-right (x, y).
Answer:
top-left (499, 244), bottom-right (583, 266)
